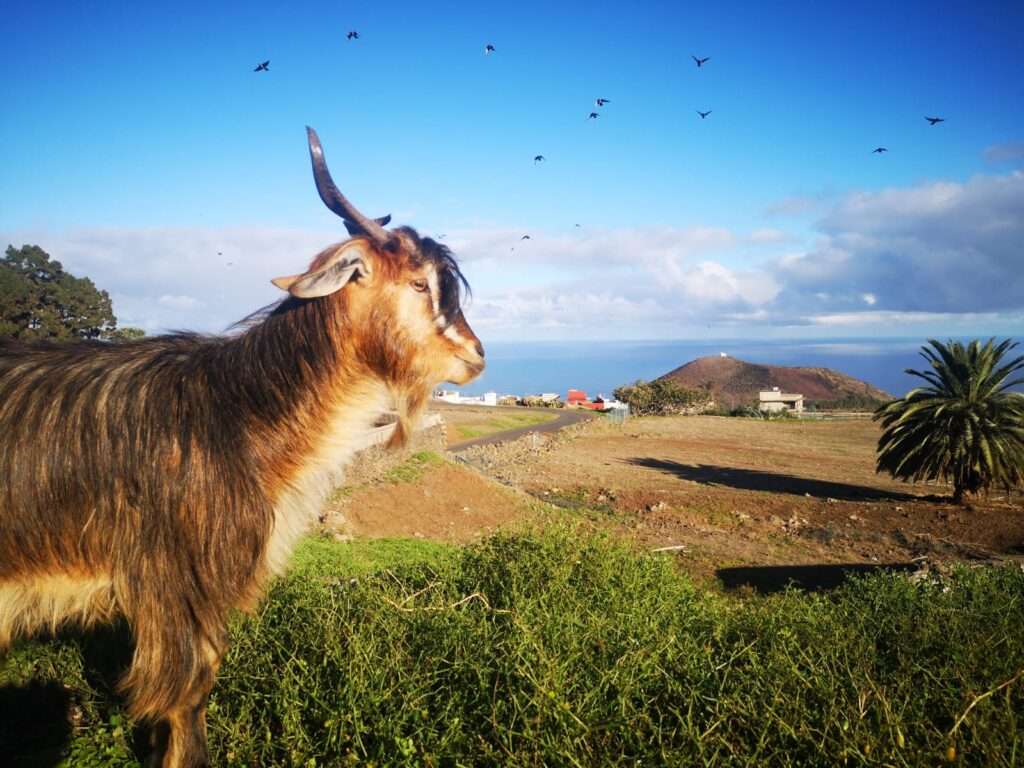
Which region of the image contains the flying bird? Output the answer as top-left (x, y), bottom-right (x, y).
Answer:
top-left (692, 55), bottom-right (710, 67)
top-left (485, 43), bottom-right (496, 55)
top-left (925, 116), bottom-right (945, 125)
top-left (588, 112), bottom-right (600, 120)
top-left (595, 98), bottom-right (611, 107)
top-left (253, 60), bottom-right (269, 72)
top-left (872, 147), bottom-right (888, 154)
top-left (534, 155), bottom-right (545, 163)
top-left (697, 110), bottom-right (712, 119)
top-left (521, 235), bottom-right (531, 240)
top-left (347, 30), bottom-right (359, 40)
top-left (574, 223), bottom-right (581, 228)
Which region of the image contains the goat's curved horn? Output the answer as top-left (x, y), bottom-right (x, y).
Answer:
top-left (306, 126), bottom-right (392, 248)
top-left (343, 214), bottom-right (391, 237)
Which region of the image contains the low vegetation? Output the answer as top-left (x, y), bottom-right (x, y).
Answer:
top-left (809, 393), bottom-right (889, 412)
top-left (613, 378), bottom-right (712, 416)
top-left (380, 450), bottom-right (446, 484)
top-left (5, 527), bottom-right (1023, 766)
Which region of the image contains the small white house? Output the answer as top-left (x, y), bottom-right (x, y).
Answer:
top-left (539, 393), bottom-right (560, 403)
top-left (433, 390), bottom-right (497, 406)
top-left (758, 387), bottom-right (804, 414)
top-left (434, 389), bottom-right (463, 404)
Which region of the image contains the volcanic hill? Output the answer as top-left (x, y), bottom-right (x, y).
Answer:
top-left (657, 356), bottom-right (892, 409)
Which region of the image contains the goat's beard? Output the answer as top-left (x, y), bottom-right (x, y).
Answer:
top-left (386, 383), bottom-right (431, 450)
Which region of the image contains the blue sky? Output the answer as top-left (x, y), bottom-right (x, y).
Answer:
top-left (2, 0), bottom-right (1022, 340)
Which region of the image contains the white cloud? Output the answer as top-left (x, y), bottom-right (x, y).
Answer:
top-left (747, 227), bottom-right (790, 244)
top-left (0, 226), bottom-right (341, 333)
top-left (158, 294), bottom-right (200, 311)
top-left (764, 195), bottom-right (820, 217)
top-left (807, 310), bottom-right (1024, 328)
top-left (773, 171), bottom-right (1024, 321)
top-left (5, 172), bottom-right (1022, 339)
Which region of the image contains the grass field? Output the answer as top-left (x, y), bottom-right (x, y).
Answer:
top-left (3, 526), bottom-right (1023, 767)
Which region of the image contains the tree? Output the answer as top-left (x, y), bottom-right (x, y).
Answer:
top-left (0, 244), bottom-right (117, 340)
top-left (874, 339), bottom-right (1024, 503)
top-left (110, 326), bottom-right (146, 342)
top-left (613, 379), bottom-right (712, 417)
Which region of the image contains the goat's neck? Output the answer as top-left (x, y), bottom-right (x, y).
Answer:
top-left (228, 302), bottom-right (393, 489)
top-left (231, 305), bottom-right (397, 576)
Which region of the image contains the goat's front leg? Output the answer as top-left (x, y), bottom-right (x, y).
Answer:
top-left (125, 610), bottom-right (226, 768)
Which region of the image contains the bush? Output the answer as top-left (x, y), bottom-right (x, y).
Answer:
top-left (519, 396), bottom-right (564, 408)
top-left (613, 379), bottom-right (712, 416)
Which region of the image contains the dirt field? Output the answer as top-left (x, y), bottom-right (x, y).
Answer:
top-left (327, 413), bottom-right (1024, 584)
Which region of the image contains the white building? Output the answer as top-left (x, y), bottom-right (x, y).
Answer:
top-left (758, 387), bottom-right (804, 414)
top-left (433, 390), bottom-right (498, 406)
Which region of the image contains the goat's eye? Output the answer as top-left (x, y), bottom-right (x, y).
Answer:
top-left (411, 279), bottom-right (429, 293)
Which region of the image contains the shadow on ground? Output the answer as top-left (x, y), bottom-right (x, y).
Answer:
top-left (624, 457), bottom-right (934, 502)
top-left (0, 622), bottom-right (152, 766)
top-left (717, 562), bottom-right (920, 594)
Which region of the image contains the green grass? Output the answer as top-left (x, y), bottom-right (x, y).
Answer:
top-left (453, 411), bottom-right (559, 441)
top-left (289, 534), bottom-right (454, 577)
top-left (3, 528), bottom-right (1024, 766)
top-left (380, 450), bottom-right (445, 484)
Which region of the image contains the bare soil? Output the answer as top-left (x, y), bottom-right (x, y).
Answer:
top-left (323, 460), bottom-right (539, 543)
top-left (326, 413), bottom-right (1024, 583)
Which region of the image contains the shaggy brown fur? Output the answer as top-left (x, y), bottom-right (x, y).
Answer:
top-left (0, 227), bottom-right (483, 767)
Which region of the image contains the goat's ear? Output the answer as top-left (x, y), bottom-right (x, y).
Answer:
top-left (271, 244), bottom-right (371, 298)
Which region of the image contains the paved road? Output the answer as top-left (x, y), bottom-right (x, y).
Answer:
top-left (447, 409), bottom-right (596, 453)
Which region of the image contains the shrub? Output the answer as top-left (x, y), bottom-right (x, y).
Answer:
top-left (613, 379), bottom-right (712, 416)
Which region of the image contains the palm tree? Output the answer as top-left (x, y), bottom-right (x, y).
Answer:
top-left (874, 338), bottom-right (1024, 503)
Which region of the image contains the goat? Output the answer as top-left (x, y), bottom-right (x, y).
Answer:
top-left (0, 127), bottom-right (485, 767)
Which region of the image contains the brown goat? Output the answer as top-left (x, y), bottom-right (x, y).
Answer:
top-left (0, 128), bottom-right (484, 767)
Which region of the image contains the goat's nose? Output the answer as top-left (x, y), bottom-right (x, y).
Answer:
top-left (474, 339), bottom-right (485, 359)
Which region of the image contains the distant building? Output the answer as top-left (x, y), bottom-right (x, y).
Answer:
top-left (433, 390), bottom-right (498, 406)
top-left (539, 393), bottom-right (560, 403)
top-left (566, 389), bottom-right (589, 405)
top-left (758, 387), bottom-right (804, 414)
top-left (434, 389), bottom-right (462, 404)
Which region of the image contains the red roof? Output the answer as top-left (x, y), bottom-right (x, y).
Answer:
top-left (567, 388), bottom-right (588, 403)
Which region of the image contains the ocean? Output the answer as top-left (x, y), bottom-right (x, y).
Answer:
top-left (456, 337), bottom-right (1023, 400)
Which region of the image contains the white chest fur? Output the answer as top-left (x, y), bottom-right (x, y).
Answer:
top-left (266, 384), bottom-right (392, 576)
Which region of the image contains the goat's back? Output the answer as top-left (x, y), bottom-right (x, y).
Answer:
top-left (0, 336), bottom-right (272, 598)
